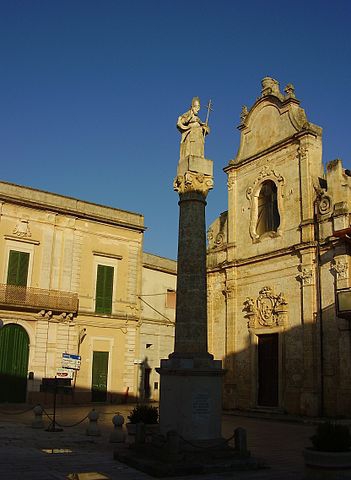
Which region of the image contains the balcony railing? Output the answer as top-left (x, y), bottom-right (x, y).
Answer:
top-left (0, 284), bottom-right (79, 313)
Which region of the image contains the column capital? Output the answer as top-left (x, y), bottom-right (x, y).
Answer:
top-left (173, 171), bottom-right (213, 196)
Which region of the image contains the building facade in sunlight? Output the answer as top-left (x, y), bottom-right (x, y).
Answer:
top-left (0, 181), bottom-right (176, 404)
top-left (139, 253), bottom-right (176, 401)
top-left (207, 78), bottom-right (351, 417)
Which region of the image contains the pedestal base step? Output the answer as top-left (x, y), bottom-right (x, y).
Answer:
top-left (114, 444), bottom-right (266, 478)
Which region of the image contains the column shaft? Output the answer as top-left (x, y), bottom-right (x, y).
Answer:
top-left (174, 191), bottom-right (208, 355)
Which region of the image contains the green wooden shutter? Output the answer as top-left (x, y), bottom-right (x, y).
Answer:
top-left (95, 265), bottom-right (114, 314)
top-left (7, 250), bottom-right (30, 286)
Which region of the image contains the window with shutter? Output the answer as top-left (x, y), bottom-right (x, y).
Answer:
top-left (7, 250), bottom-right (30, 286)
top-left (166, 289), bottom-right (176, 309)
top-left (95, 264), bottom-right (114, 314)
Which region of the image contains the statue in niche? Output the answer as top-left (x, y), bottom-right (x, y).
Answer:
top-left (177, 97), bottom-right (210, 160)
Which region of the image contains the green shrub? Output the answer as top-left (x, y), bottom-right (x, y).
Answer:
top-left (310, 422), bottom-right (351, 452)
top-left (127, 404), bottom-right (158, 424)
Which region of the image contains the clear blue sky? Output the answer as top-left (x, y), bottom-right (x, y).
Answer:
top-left (1, 0), bottom-right (350, 259)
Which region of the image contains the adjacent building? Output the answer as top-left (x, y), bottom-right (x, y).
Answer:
top-left (139, 253), bottom-right (176, 401)
top-left (0, 181), bottom-right (176, 404)
top-left (207, 78), bottom-right (351, 417)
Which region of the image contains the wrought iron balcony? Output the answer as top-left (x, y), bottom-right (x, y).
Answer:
top-left (0, 284), bottom-right (79, 314)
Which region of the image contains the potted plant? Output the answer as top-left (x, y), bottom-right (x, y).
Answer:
top-left (127, 404), bottom-right (158, 424)
top-left (126, 404), bottom-right (159, 440)
top-left (303, 421), bottom-right (351, 479)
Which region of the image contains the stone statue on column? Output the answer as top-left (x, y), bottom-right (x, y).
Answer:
top-left (174, 97), bottom-right (214, 196)
top-left (177, 97), bottom-right (210, 160)
top-left (157, 97), bottom-right (224, 445)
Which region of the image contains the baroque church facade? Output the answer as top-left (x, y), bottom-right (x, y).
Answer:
top-left (207, 78), bottom-right (351, 417)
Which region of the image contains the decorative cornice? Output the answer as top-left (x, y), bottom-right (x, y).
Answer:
top-left (92, 251), bottom-right (123, 260)
top-left (225, 132), bottom-right (316, 171)
top-left (0, 181), bottom-right (145, 232)
top-left (4, 235), bottom-right (40, 245)
top-left (207, 242), bottom-right (317, 272)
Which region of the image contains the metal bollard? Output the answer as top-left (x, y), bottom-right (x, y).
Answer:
top-left (86, 409), bottom-right (101, 436)
top-left (32, 404), bottom-right (44, 429)
top-left (109, 413), bottom-right (126, 443)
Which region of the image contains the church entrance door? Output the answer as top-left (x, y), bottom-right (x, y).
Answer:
top-left (257, 333), bottom-right (278, 407)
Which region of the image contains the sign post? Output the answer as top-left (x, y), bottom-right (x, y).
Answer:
top-left (62, 353), bottom-right (81, 370)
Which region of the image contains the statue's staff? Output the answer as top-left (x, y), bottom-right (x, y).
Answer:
top-left (203, 99), bottom-right (213, 138)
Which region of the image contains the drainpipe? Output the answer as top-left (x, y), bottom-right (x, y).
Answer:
top-left (73, 328), bottom-right (86, 393)
top-left (314, 201), bottom-right (324, 417)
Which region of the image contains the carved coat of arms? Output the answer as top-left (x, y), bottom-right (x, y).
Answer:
top-left (244, 286), bottom-right (287, 328)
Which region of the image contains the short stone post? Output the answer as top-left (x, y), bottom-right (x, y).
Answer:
top-left (110, 413), bottom-right (126, 443)
top-left (31, 404), bottom-right (44, 429)
top-left (166, 430), bottom-right (180, 461)
top-left (86, 409), bottom-right (101, 436)
top-left (135, 422), bottom-right (146, 445)
top-left (234, 427), bottom-right (249, 456)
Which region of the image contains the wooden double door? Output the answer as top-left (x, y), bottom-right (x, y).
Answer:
top-left (257, 333), bottom-right (279, 407)
top-left (0, 324), bottom-right (29, 403)
top-left (91, 351), bottom-right (109, 402)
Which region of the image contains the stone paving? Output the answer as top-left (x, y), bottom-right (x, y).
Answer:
top-left (0, 403), bottom-right (321, 479)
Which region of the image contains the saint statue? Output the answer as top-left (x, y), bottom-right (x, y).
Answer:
top-left (177, 97), bottom-right (210, 160)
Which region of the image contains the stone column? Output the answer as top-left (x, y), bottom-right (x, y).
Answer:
top-left (173, 185), bottom-right (211, 357)
top-left (157, 155), bottom-right (225, 443)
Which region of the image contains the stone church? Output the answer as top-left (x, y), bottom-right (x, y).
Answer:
top-left (207, 77), bottom-right (351, 417)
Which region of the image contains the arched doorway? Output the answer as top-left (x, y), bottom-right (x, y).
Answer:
top-left (0, 324), bottom-right (29, 402)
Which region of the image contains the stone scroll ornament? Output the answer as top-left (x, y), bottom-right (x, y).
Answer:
top-left (13, 218), bottom-right (31, 237)
top-left (176, 97), bottom-right (212, 160)
top-left (244, 286), bottom-right (287, 328)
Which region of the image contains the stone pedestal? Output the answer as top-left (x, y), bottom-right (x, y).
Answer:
top-left (157, 154), bottom-right (225, 444)
top-left (158, 356), bottom-right (224, 441)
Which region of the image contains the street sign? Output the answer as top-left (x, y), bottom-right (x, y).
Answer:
top-left (62, 353), bottom-right (81, 370)
top-left (56, 367), bottom-right (74, 379)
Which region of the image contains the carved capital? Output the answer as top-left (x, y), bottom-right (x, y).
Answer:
top-left (297, 145), bottom-right (308, 161)
top-left (331, 259), bottom-right (348, 280)
top-left (227, 172), bottom-right (235, 191)
top-left (173, 171), bottom-right (214, 196)
top-left (223, 285), bottom-right (235, 299)
top-left (298, 267), bottom-right (313, 286)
